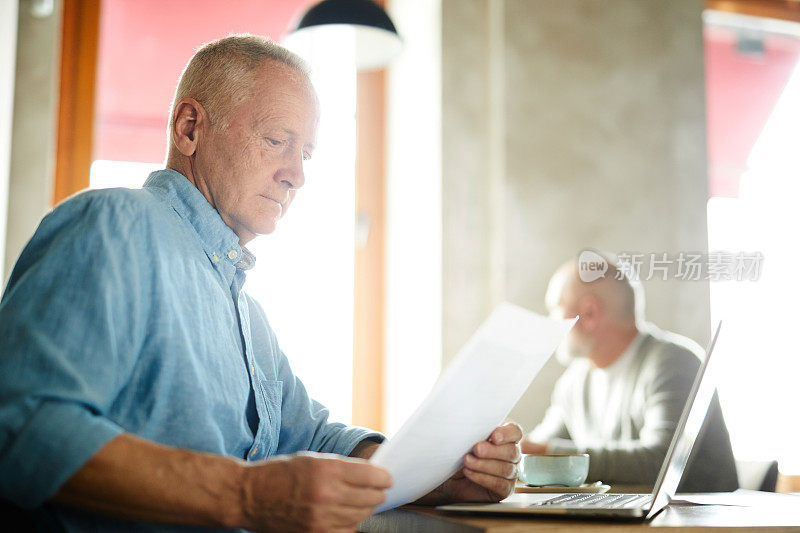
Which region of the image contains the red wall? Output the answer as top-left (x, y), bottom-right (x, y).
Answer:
top-left (705, 26), bottom-right (800, 198)
top-left (92, 0), bottom-right (316, 164)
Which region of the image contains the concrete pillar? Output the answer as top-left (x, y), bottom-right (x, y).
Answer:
top-left (4, 0), bottom-right (62, 285)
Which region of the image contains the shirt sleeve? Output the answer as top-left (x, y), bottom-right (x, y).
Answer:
top-left (245, 299), bottom-right (384, 457)
top-left (577, 347), bottom-right (698, 484)
top-left (0, 193), bottom-right (145, 508)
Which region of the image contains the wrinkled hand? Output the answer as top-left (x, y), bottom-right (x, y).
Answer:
top-left (419, 422), bottom-right (523, 505)
top-left (239, 452), bottom-right (392, 532)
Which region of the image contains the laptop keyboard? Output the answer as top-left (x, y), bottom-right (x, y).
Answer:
top-left (531, 493), bottom-right (652, 509)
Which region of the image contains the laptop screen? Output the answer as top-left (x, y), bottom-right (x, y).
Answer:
top-left (646, 322), bottom-right (722, 519)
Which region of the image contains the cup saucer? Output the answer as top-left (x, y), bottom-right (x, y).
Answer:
top-left (514, 481), bottom-right (611, 494)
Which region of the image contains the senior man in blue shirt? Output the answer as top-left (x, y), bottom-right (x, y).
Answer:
top-left (0, 36), bottom-right (522, 532)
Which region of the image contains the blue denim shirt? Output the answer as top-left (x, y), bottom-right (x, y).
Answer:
top-left (0, 169), bottom-right (382, 531)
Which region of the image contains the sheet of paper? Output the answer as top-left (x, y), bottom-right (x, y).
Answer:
top-left (370, 302), bottom-right (576, 513)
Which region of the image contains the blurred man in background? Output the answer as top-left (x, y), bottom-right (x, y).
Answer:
top-left (522, 255), bottom-right (738, 491)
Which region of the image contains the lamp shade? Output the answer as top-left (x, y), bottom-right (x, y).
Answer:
top-left (284, 0), bottom-right (402, 71)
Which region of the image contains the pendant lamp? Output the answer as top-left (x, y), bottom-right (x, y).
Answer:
top-left (284, 0), bottom-right (403, 71)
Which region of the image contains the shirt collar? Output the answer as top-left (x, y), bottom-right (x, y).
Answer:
top-left (143, 169), bottom-right (256, 281)
top-left (598, 331), bottom-right (646, 375)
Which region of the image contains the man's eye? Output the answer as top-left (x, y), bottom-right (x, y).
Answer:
top-left (266, 138), bottom-right (282, 146)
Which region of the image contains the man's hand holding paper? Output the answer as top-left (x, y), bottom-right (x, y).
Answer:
top-left (369, 303), bottom-right (576, 513)
top-left (414, 422), bottom-right (524, 505)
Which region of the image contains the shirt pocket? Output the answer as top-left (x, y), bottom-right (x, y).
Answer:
top-left (258, 379), bottom-right (283, 456)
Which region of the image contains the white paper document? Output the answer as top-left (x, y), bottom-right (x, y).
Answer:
top-left (370, 302), bottom-right (576, 513)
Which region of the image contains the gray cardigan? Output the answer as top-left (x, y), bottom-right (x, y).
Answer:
top-left (530, 326), bottom-right (738, 492)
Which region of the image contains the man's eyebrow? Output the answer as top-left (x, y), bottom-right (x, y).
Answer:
top-left (256, 122), bottom-right (313, 148)
top-left (281, 129), bottom-right (315, 151)
top-left (283, 128), bottom-right (317, 150)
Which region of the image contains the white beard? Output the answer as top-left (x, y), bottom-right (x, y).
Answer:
top-left (554, 330), bottom-right (593, 366)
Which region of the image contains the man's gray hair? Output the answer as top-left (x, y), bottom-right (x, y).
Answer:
top-left (170, 34), bottom-right (310, 129)
top-left (595, 255), bottom-right (645, 325)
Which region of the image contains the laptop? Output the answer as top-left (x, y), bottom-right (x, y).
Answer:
top-left (437, 322), bottom-right (723, 520)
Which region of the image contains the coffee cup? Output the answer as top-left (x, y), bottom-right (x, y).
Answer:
top-left (519, 454), bottom-right (590, 487)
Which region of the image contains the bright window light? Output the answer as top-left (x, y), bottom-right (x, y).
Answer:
top-left (89, 160), bottom-right (161, 190)
top-left (708, 60), bottom-right (800, 473)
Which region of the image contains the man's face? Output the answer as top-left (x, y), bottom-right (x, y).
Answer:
top-left (192, 61), bottom-right (319, 244)
top-left (546, 271), bottom-right (593, 364)
top-left (550, 304), bottom-right (592, 365)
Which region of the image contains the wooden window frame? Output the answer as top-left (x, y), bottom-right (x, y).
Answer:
top-left (352, 70), bottom-right (386, 431)
top-left (705, 0), bottom-right (800, 23)
top-left (54, 0), bottom-right (100, 206)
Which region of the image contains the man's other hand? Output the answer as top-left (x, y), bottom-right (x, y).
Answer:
top-left (239, 452), bottom-right (392, 532)
top-left (417, 421), bottom-right (523, 505)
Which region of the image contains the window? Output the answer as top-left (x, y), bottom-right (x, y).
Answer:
top-left (705, 9), bottom-right (800, 473)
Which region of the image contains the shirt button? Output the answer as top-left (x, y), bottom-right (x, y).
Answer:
top-left (228, 250), bottom-right (238, 260)
top-left (211, 254), bottom-right (220, 263)
top-left (250, 363), bottom-right (255, 375)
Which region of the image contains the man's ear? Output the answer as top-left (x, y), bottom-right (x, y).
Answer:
top-left (171, 98), bottom-right (207, 157)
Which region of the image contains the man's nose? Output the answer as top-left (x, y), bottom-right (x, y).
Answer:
top-left (276, 152), bottom-right (306, 190)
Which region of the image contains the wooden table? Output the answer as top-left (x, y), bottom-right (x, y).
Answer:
top-left (359, 490), bottom-right (800, 532)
